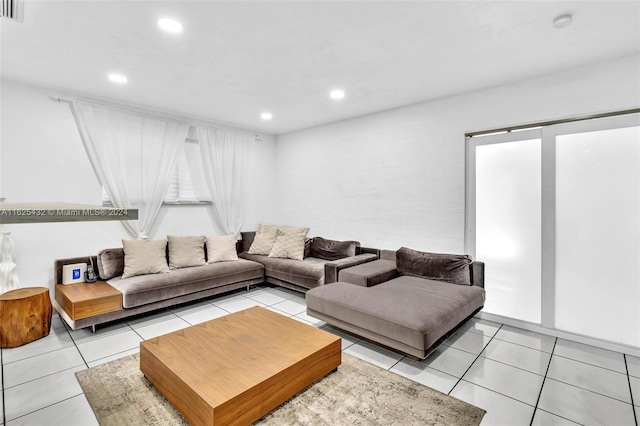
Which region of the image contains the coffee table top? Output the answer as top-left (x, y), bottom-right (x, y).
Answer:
top-left (140, 306), bottom-right (341, 406)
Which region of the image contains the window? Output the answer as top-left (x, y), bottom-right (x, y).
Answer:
top-left (102, 133), bottom-right (210, 205)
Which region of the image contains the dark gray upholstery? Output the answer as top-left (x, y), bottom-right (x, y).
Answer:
top-left (238, 232), bottom-right (379, 291)
top-left (306, 249), bottom-right (486, 359)
top-left (108, 259), bottom-right (264, 308)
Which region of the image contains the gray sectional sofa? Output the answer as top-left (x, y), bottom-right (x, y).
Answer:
top-left (238, 231), bottom-right (378, 292)
top-left (53, 232), bottom-right (378, 331)
top-left (306, 247), bottom-right (486, 359)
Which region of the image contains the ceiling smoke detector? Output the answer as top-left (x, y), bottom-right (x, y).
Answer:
top-left (553, 14), bottom-right (572, 29)
top-left (1, 0), bottom-right (24, 22)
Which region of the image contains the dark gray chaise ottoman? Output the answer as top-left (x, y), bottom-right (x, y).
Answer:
top-left (306, 247), bottom-right (485, 359)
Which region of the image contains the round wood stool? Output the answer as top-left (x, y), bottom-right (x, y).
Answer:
top-left (0, 287), bottom-right (53, 348)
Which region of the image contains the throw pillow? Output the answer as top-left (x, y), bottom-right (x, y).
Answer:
top-left (247, 223), bottom-right (279, 255)
top-left (167, 235), bottom-right (206, 269)
top-left (268, 230), bottom-right (307, 260)
top-left (121, 239), bottom-right (170, 279)
top-left (96, 247), bottom-right (125, 280)
top-left (206, 235), bottom-right (239, 262)
top-left (240, 231), bottom-right (256, 253)
top-left (310, 236), bottom-right (359, 261)
top-left (396, 247), bottom-right (472, 285)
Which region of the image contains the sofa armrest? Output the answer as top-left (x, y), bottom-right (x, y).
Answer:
top-left (358, 246), bottom-right (380, 258)
top-left (324, 253), bottom-right (378, 284)
top-left (471, 261), bottom-right (485, 288)
top-left (339, 259), bottom-right (399, 287)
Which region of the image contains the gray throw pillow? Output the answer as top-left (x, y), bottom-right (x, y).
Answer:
top-left (396, 247), bottom-right (472, 285)
top-left (122, 239), bottom-right (170, 279)
top-left (310, 237), bottom-right (359, 261)
top-left (96, 247), bottom-right (125, 280)
top-left (168, 235), bottom-right (207, 269)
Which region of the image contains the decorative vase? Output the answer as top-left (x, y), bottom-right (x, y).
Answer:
top-left (0, 231), bottom-right (19, 294)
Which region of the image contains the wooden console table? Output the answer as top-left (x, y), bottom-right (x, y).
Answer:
top-left (0, 287), bottom-right (52, 348)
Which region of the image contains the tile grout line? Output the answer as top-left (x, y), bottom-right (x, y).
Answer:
top-left (447, 324), bottom-right (502, 396)
top-left (623, 354), bottom-right (639, 426)
top-left (528, 336), bottom-right (557, 426)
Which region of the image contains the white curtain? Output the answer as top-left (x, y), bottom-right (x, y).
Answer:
top-left (69, 100), bottom-right (189, 238)
top-left (196, 127), bottom-right (256, 238)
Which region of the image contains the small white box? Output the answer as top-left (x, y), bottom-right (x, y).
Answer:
top-left (62, 263), bottom-right (87, 285)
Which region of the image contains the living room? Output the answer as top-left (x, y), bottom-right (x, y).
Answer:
top-left (1, 1), bottom-right (639, 425)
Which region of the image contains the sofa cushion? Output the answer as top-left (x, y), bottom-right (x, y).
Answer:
top-left (96, 247), bottom-right (125, 280)
top-left (310, 237), bottom-right (359, 261)
top-left (108, 259), bottom-right (264, 308)
top-left (240, 252), bottom-right (326, 289)
top-left (122, 239), bottom-right (170, 279)
top-left (306, 276), bottom-right (485, 352)
top-left (240, 231), bottom-right (256, 253)
top-left (248, 224), bottom-right (279, 255)
top-left (268, 227), bottom-right (309, 261)
top-left (396, 247), bottom-right (472, 285)
top-left (206, 235), bottom-right (239, 263)
top-left (168, 235), bottom-right (207, 269)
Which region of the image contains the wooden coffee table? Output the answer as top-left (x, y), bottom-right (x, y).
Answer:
top-left (140, 306), bottom-right (341, 425)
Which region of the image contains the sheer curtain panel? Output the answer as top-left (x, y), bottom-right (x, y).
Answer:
top-left (196, 127), bottom-right (256, 238)
top-left (69, 100), bottom-right (189, 238)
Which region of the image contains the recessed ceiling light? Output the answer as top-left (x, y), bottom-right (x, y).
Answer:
top-left (158, 18), bottom-right (183, 33)
top-left (108, 73), bottom-right (128, 84)
top-left (260, 112), bottom-right (273, 120)
top-left (553, 14), bottom-right (572, 29)
top-left (330, 89), bottom-right (345, 100)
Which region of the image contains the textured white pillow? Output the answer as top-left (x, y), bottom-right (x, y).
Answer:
top-left (268, 231), bottom-right (307, 260)
top-left (122, 239), bottom-right (170, 279)
top-left (206, 235), bottom-right (239, 263)
top-left (167, 235), bottom-right (206, 269)
top-left (247, 223), bottom-right (279, 255)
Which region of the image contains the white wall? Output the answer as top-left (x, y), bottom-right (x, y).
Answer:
top-left (0, 80), bottom-right (277, 289)
top-left (275, 55), bottom-right (640, 253)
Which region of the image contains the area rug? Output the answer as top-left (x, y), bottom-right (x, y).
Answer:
top-left (76, 352), bottom-right (485, 425)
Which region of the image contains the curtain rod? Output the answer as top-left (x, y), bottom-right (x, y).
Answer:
top-left (50, 95), bottom-right (264, 141)
top-left (465, 107), bottom-right (640, 138)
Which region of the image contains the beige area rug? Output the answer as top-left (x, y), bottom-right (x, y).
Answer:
top-left (76, 352), bottom-right (485, 426)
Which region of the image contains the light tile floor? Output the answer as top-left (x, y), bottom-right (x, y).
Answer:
top-left (1, 285), bottom-right (638, 426)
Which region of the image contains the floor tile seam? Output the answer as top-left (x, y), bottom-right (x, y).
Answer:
top-left (401, 361), bottom-right (460, 381)
top-left (2, 343), bottom-right (84, 368)
top-left (477, 352), bottom-right (548, 377)
top-left (623, 354), bottom-right (639, 425)
top-left (87, 348), bottom-right (141, 367)
top-left (462, 327), bottom-right (499, 338)
top-left (491, 335), bottom-right (553, 354)
top-left (1, 341), bottom-right (77, 366)
top-left (544, 376), bottom-right (634, 406)
top-left (448, 324), bottom-right (501, 396)
top-left (2, 362), bottom-right (87, 391)
top-left (552, 352), bottom-right (628, 375)
top-left (534, 407), bottom-right (585, 426)
top-left (457, 378), bottom-right (538, 408)
top-left (4, 393), bottom-right (85, 424)
top-left (529, 335), bottom-right (557, 426)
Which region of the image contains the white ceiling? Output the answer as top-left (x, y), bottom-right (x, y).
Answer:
top-left (2, 1), bottom-right (639, 135)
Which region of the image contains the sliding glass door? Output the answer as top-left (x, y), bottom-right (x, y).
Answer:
top-left (467, 113), bottom-right (640, 348)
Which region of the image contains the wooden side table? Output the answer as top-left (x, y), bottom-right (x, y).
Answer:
top-left (0, 287), bottom-right (53, 348)
top-left (55, 281), bottom-right (122, 330)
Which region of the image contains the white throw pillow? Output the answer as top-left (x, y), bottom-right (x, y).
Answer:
top-left (268, 231), bottom-right (307, 260)
top-left (167, 235), bottom-right (206, 269)
top-left (206, 235), bottom-right (239, 263)
top-left (121, 239), bottom-right (170, 279)
top-left (247, 223), bottom-right (279, 255)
